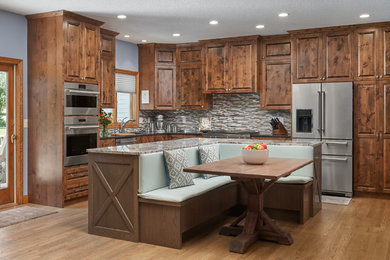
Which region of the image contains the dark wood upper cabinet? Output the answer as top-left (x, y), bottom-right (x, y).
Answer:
top-left (291, 30), bottom-right (353, 83)
top-left (324, 31), bottom-right (353, 80)
top-left (64, 18), bottom-right (100, 84)
top-left (203, 42), bottom-right (228, 93)
top-left (155, 66), bottom-right (176, 109)
top-left (353, 28), bottom-right (380, 81)
top-left (228, 40), bottom-right (257, 92)
top-left (64, 20), bottom-right (82, 81)
top-left (176, 45), bottom-right (212, 109)
top-left (291, 33), bottom-right (323, 83)
top-left (260, 35), bottom-right (291, 110)
top-left (100, 29), bottom-right (118, 108)
top-left (203, 37), bottom-right (259, 93)
top-left (381, 27), bottom-right (390, 79)
top-left (138, 44), bottom-right (176, 110)
top-left (261, 60), bottom-right (291, 109)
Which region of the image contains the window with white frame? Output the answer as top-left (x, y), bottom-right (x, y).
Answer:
top-left (115, 71), bottom-right (138, 123)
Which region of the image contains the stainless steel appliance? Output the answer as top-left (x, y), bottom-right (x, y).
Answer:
top-left (64, 82), bottom-right (99, 116)
top-left (202, 131), bottom-right (252, 139)
top-left (64, 116), bottom-right (99, 167)
top-left (115, 137), bottom-right (137, 146)
top-left (292, 82), bottom-right (353, 197)
top-left (155, 114), bottom-right (165, 133)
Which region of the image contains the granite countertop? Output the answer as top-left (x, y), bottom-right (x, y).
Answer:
top-left (100, 131), bottom-right (291, 140)
top-left (100, 131), bottom-right (203, 140)
top-left (88, 138), bottom-right (322, 155)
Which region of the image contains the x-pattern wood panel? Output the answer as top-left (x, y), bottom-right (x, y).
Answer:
top-left (92, 162), bottom-right (134, 232)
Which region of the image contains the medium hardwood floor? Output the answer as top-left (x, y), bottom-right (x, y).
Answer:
top-left (1, 196), bottom-right (390, 260)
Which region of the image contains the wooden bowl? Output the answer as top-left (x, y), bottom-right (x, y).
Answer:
top-left (241, 149), bottom-right (269, 164)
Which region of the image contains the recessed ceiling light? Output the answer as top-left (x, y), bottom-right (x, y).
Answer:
top-left (209, 20), bottom-right (218, 25)
top-left (141, 40), bottom-right (147, 43)
top-left (124, 34), bottom-right (130, 38)
top-left (117, 14), bottom-right (127, 19)
top-left (360, 14), bottom-right (370, 18)
top-left (173, 33), bottom-right (181, 37)
top-left (278, 12), bottom-right (289, 17)
top-left (256, 24), bottom-right (265, 29)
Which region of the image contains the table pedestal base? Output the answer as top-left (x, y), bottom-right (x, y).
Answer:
top-left (220, 178), bottom-right (293, 254)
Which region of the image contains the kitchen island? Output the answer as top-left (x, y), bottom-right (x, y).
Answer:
top-left (87, 138), bottom-right (322, 247)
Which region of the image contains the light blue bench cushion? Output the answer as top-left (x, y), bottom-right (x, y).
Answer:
top-left (138, 176), bottom-right (233, 202)
top-left (139, 147), bottom-right (201, 194)
top-left (276, 176), bottom-right (312, 184)
top-left (218, 144), bottom-right (314, 178)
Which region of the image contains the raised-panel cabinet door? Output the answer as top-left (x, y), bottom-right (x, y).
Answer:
top-left (383, 138), bottom-right (390, 192)
top-left (100, 56), bottom-right (115, 107)
top-left (178, 63), bottom-right (203, 108)
top-left (384, 82), bottom-right (390, 135)
top-left (260, 59), bottom-right (291, 109)
top-left (64, 20), bottom-right (82, 81)
top-left (382, 27), bottom-right (390, 79)
top-left (155, 66), bottom-right (175, 109)
top-left (354, 138), bottom-right (378, 192)
top-left (354, 28), bottom-right (380, 81)
top-left (229, 40), bottom-right (256, 92)
top-left (354, 81), bottom-right (381, 193)
top-left (292, 33), bottom-right (323, 83)
top-left (155, 48), bottom-right (176, 65)
top-left (82, 23), bottom-right (100, 84)
top-left (324, 31), bottom-right (353, 81)
top-left (204, 43), bottom-right (228, 93)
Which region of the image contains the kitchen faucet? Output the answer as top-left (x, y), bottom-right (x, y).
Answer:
top-left (120, 117), bottom-right (132, 133)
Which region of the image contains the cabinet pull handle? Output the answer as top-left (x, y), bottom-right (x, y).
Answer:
top-left (318, 91), bottom-right (322, 132)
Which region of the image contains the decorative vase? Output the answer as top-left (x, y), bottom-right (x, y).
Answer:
top-left (102, 125), bottom-right (109, 138)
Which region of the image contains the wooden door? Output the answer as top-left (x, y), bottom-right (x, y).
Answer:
top-left (353, 28), bottom-right (380, 81)
top-left (0, 63), bottom-right (15, 205)
top-left (324, 30), bottom-right (353, 81)
top-left (291, 33), bottom-right (323, 83)
top-left (260, 59), bottom-right (291, 109)
top-left (82, 23), bottom-right (100, 84)
top-left (155, 66), bottom-right (175, 109)
top-left (203, 42), bottom-right (228, 93)
top-left (64, 20), bottom-right (82, 82)
top-left (381, 27), bottom-right (390, 79)
top-left (354, 81), bottom-right (380, 192)
top-left (100, 55), bottom-right (115, 107)
top-left (228, 40), bottom-right (256, 93)
top-left (381, 81), bottom-right (390, 192)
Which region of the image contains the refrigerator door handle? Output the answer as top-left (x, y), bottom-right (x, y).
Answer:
top-left (322, 91), bottom-right (325, 133)
top-left (317, 91), bottom-right (322, 133)
top-left (322, 156), bottom-right (348, 162)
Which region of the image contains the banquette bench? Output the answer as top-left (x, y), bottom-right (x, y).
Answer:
top-left (88, 140), bottom-right (322, 249)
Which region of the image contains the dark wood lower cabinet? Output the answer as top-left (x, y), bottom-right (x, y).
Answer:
top-left (64, 165), bottom-right (89, 201)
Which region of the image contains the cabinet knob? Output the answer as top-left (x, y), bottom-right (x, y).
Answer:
top-left (376, 75), bottom-right (379, 79)
top-left (380, 75), bottom-right (383, 78)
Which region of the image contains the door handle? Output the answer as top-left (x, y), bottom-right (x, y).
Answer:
top-left (325, 141), bottom-right (348, 145)
top-left (66, 125), bottom-right (100, 130)
top-left (317, 91), bottom-right (322, 132)
top-left (10, 134), bottom-right (16, 144)
top-left (322, 91), bottom-right (325, 132)
top-left (322, 156), bottom-right (348, 162)
top-left (68, 90), bottom-right (100, 95)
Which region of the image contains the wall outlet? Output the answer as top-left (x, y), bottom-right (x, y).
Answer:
top-left (24, 119), bottom-right (28, 128)
top-left (182, 116), bottom-right (186, 123)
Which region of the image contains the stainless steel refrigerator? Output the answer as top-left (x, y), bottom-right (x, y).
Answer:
top-left (292, 82), bottom-right (353, 197)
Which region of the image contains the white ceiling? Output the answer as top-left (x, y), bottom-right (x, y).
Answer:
top-left (1, 0), bottom-right (390, 44)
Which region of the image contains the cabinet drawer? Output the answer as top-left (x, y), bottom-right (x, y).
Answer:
top-left (64, 166), bottom-right (89, 201)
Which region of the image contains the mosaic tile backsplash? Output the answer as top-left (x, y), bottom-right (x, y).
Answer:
top-left (132, 93), bottom-right (291, 135)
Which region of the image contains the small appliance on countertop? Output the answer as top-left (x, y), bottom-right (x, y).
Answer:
top-left (155, 114), bottom-right (165, 133)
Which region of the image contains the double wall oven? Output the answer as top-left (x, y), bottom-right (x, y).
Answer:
top-left (64, 82), bottom-right (99, 167)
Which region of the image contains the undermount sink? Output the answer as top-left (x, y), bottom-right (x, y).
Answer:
top-left (111, 133), bottom-right (136, 137)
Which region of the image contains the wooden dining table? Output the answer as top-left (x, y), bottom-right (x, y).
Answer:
top-left (184, 156), bottom-right (313, 254)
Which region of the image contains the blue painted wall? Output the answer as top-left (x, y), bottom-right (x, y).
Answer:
top-left (116, 40), bottom-right (138, 71)
top-left (0, 10), bottom-right (28, 195)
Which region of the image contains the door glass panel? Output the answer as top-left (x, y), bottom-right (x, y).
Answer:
top-left (0, 72), bottom-right (7, 190)
top-left (66, 133), bottom-right (97, 157)
top-left (66, 95), bottom-right (97, 108)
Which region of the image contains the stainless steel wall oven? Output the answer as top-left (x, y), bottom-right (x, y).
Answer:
top-left (64, 82), bottom-right (99, 116)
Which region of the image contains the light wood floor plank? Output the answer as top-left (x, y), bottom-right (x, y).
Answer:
top-left (1, 197), bottom-right (390, 259)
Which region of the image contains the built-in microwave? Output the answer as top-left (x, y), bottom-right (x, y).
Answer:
top-left (64, 116), bottom-right (99, 167)
top-left (64, 82), bottom-right (99, 116)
